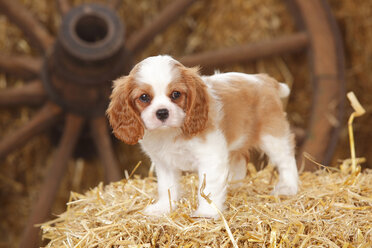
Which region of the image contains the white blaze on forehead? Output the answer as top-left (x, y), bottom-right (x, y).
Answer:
top-left (135, 55), bottom-right (186, 130)
top-left (136, 55), bottom-right (179, 95)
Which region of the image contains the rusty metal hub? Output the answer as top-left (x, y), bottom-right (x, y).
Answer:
top-left (42, 3), bottom-right (128, 116)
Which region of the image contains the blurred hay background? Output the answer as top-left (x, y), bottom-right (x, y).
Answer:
top-left (0, 0), bottom-right (371, 247)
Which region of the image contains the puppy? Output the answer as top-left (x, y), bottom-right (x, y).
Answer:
top-left (107, 55), bottom-right (298, 218)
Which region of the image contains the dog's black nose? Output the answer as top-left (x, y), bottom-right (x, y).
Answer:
top-left (156, 108), bottom-right (169, 121)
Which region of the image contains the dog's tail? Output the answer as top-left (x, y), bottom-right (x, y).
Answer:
top-left (278, 83), bottom-right (290, 98)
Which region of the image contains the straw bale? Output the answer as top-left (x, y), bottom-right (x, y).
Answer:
top-left (41, 164), bottom-right (372, 247)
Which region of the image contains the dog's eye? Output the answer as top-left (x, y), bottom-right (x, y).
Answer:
top-left (171, 91), bottom-right (181, 100)
top-left (139, 94), bottom-right (151, 103)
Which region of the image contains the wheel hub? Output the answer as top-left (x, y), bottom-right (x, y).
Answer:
top-left (42, 3), bottom-right (130, 117)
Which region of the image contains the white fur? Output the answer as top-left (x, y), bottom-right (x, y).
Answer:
top-left (278, 83), bottom-right (290, 98)
top-left (137, 56), bottom-right (186, 130)
top-left (259, 133), bottom-right (298, 195)
top-left (127, 55), bottom-right (298, 219)
top-left (141, 129), bottom-right (229, 218)
top-left (203, 72), bottom-right (262, 84)
top-left (137, 55), bottom-right (178, 87)
top-left (140, 94), bottom-right (185, 130)
top-left (228, 157), bottom-right (247, 182)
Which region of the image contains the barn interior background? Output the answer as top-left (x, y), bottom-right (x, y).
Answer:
top-left (0, 0), bottom-right (371, 247)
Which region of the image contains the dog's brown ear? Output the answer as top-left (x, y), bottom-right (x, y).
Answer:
top-left (180, 66), bottom-right (209, 136)
top-left (106, 76), bottom-right (144, 144)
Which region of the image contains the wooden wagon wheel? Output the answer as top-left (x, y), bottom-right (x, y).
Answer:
top-left (0, 0), bottom-right (345, 247)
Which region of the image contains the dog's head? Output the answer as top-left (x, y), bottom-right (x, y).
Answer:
top-left (106, 55), bottom-right (209, 144)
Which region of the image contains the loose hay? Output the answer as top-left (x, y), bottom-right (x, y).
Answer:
top-left (41, 164), bottom-right (372, 247)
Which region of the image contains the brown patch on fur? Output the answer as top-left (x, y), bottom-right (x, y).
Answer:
top-left (106, 76), bottom-right (145, 145)
top-left (256, 73), bottom-right (283, 92)
top-left (210, 74), bottom-right (290, 154)
top-left (166, 80), bottom-right (188, 111)
top-left (131, 83), bottom-right (154, 112)
top-left (177, 66), bottom-right (210, 137)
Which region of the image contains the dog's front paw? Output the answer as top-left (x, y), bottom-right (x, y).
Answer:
top-left (192, 205), bottom-right (220, 219)
top-left (272, 167), bottom-right (298, 196)
top-left (271, 179), bottom-right (298, 196)
top-left (143, 201), bottom-right (171, 216)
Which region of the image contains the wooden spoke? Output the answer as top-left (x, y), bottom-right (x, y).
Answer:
top-left (0, 80), bottom-right (46, 107)
top-left (0, 53), bottom-right (42, 79)
top-left (0, 0), bottom-right (54, 52)
top-left (56, 0), bottom-right (71, 16)
top-left (19, 114), bottom-right (84, 248)
top-left (126, 0), bottom-right (196, 55)
top-left (179, 32), bottom-right (309, 68)
top-left (91, 116), bottom-right (121, 183)
top-left (0, 102), bottom-right (62, 160)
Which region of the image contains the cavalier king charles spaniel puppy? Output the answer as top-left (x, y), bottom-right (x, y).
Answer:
top-left (107, 55), bottom-right (298, 218)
